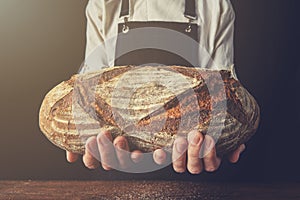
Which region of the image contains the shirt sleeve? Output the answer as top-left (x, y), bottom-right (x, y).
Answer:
top-left (214, 0), bottom-right (235, 69)
top-left (85, 0), bottom-right (104, 58)
top-left (83, 0), bottom-right (109, 72)
top-left (200, 0), bottom-right (236, 72)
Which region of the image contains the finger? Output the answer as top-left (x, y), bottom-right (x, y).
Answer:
top-left (153, 149), bottom-right (167, 165)
top-left (187, 130), bottom-right (204, 174)
top-left (113, 136), bottom-right (132, 169)
top-left (66, 151), bottom-right (79, 163)
top-left (228, 144), bottom-right (246, 163)
top-left (172, 137), bottom-right (188, 173)
top-left (83, 136), bottom-right (100, 169)
top-left (97, 130), bottom-right (118, 170)
top-left (131, 150), bottom-right (144, 164)
top-left (202, 135), bottom-right (221, 172)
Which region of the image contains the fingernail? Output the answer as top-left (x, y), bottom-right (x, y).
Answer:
top-left (155, 153), bottom-right (163, 160)
top-left (192, 133), bottom-right (201, 145)
top-left (98, 133), bottom-right (110, 146)
top-left (131, 154), bottom-right (141, 163)
top-left (189, 131), bottom-right (201, 145)
top-left (176, 142), bottom-right (187, 153)
top-left (116, 140), bottom-right (126, 149)
top-left (239, 145), bottom-right (246, 153)
top-left (154, 151), bottom-right (166, 162)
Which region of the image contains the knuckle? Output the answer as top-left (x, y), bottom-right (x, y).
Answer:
top-left (204, 149), bottom-right (217, 159)
top-left (204, 153), bottom-right (215, 160)
top-left (188, 149), bottom-right (200, 158)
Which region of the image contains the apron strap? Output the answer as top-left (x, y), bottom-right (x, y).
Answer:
top-left (120, 0), bottom-right (130, 18)
top-left (119, 0), bottom-right (197, 33)
top-left (120, 0), bottom-right (197, 20)
top-left (184, 0), bottom-right (197, 20)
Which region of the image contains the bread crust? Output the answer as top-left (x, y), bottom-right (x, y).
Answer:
top-left (39, 66), bottom-right (260, 156)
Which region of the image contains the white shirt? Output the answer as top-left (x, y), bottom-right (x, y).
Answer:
top-left (83, 0), bottom-right (236, 75)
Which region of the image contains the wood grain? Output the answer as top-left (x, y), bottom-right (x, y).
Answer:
top-left (0, 181), bottom-right (299, 200)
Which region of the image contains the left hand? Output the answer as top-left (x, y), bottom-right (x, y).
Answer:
top-left (153, 130), bottom-right (246, 174)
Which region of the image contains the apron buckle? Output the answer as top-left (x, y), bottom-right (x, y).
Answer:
top-left (185, 19), bottom-right (192, 33)
top-left (122, 17), bottom-right (130, 33)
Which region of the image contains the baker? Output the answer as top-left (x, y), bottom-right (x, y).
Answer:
top-left (66, 0), bottom-right (246, 174)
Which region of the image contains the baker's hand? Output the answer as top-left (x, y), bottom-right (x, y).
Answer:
top-left (66, 130), bottom-right (245, 173)
top-left (66, 130), bottom-right (143, 170)
top-left (153, 130), bottom-right (245, 174)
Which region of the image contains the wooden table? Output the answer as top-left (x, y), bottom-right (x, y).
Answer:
top-left (0, 181), bottom-right (299, 200)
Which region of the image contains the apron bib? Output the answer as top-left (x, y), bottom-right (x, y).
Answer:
top-left (114, 0), bottom-right (199, 67)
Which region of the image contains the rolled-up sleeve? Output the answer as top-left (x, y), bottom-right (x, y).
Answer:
top-left (85, 0), bottom-right (104, 58)
top-left (83, 0), bottom-right (110, 71)
top-left (214, 0), bottom-right (235, 69)
top-left (200, 0), bottom-right (235, 70)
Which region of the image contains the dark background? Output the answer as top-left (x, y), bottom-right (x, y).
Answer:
top-left (0, 0), bottom-right (299, 181)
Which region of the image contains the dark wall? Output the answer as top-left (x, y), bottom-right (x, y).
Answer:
top-left (0, 0), bottom-right (299, 181)
top-left (0, 0), bottom-right (88, 180)
top-left (232, 0), bottom-right (299, 181)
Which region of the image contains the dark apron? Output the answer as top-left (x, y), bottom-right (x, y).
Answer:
top-left (114, 0), bottom-right (199, 67)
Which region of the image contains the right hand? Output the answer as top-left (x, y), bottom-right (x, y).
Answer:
top-left (66, 130), bottom-right (144, 170)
